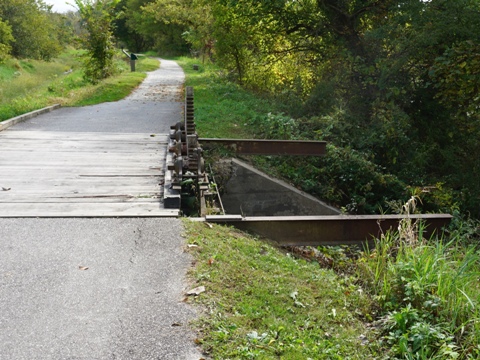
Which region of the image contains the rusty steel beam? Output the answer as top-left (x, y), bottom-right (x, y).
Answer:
top-left (198, 138), bottom-right (326, 156)
top-left (204, 214), bottom-right (453, 246)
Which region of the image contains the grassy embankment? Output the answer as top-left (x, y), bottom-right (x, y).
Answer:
top-left (0, 49), bottom-right (159, 122)
top-left (177, 57), bottom-right (480, 359)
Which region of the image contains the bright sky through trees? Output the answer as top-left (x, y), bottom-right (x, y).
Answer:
top-left (44, 0), bottom-right (74, 13)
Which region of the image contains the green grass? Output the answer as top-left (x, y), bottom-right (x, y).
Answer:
top-left (178, 57), bottom-right (480, 359)
top-left (0, 51), bottom-right (160, 122)
top-left (355, 215), bottom-right (480, 359)
top-left (184, 220), bottom-right (380, 359)
top-left (70, 71), bottom-right (147, 106)
top-left (183, 204), bottom-right (480, 359)
top-left (59, 56), bottom-right (159, 106)
top-left (176, 57), bottom-right (284, 139)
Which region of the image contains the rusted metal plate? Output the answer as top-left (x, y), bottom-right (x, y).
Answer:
top-left (199, 139), bottom-right (326, 156)
top-left (205, 214), bottom-right (453, 246)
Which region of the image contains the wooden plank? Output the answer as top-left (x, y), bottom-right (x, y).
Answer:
top-left (0, 154), bottom-right (164, 163)
top-left (0, 143), bottom-right (165, 151)
top-left (0, 133), bottom-right (167, 139)
top-left (0, 147), bottom-right (165, 154)
top-left (0, 137), bottom-right (167, 144)
top-left (0, 202), bottom-right (179, 217)
top-left (0, 195), bottom-right (162, 203)
top-left (1, 130), bottom-right (167, 140)
top-left (0, 171), bottom-right (163, 180)
top-left (0, 169), bottom-right (163, 175)
top-left (0, 186), bottom-right (163, 197)
top-left (0, 161), bottom-right (163, 168)
top-left (0, 147), bottom-right (164, 154)
top-left (0, 131), bottom-right (178, 217)
top-left (1, 177), bottom-right (162, 186)
top-left (0, 165), bottom-right (164, 171)
top-left (0, 178), bottom-right (162, 189)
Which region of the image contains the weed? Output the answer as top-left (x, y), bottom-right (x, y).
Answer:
top-left (355, 198), bottom-right (480, 358)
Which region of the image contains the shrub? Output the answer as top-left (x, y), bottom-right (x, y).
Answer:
top-left (0, 19), bottom-right (13, 63)
top-left (356, 200), bottom-right (480, 358)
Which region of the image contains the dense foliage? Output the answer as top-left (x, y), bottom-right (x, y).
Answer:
top-left (74, 0), bottom-right (120, 83)
top-left (119, 0), bottom-right (480, 216)
top-left (0, 17), bottom-right (13, 63)
top-left (113, 0), bottom-right (193, 55)
top-left (0, 0), bottom-right (75, 61)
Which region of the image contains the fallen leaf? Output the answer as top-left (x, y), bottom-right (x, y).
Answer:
top-left (186, 285), bottom-right (205, 296)
top-left (247, 331), bottom-right (268, 341)
top-left (171, 322), bottom-right (182, 327)
top-left (78, 266), bottom-right (89, 271)
top-left (359, 334), bottom-right (369, 346)
top-left (2, 187), bottom-right (11, 191)
top-left (294, 300), bottom-right (306, 308)
top-left (208, 258), bottom-right (215, 265)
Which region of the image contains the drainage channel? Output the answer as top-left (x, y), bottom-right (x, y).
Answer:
top-left (166, 87), bottom-right (452, 246)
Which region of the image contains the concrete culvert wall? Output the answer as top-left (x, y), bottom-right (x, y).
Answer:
top-left (212, 158), bottom-right (341, 217)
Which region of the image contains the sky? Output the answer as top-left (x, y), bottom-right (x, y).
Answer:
top-left (44, 0), bottom-right (76, 13)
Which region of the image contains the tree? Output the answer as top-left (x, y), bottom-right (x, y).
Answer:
top-left (49, 12), bottom-right (77, 49)
top-left (116, 0), bottom-right (215, 56)
top-left (0, 18), bottom-right (13, 63)
top-left (74, 0), bottom-right (120, 83)
top-left (0, 0), bottom-right (62, 60)
top-left (113, 0), bottom-right (155, 52)
top-left (123, 0), bottom-right (190, 55)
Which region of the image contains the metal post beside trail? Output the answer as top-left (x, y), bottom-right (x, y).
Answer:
top-left (122, 49), bottom-right (137, 72)
top-left (130, 53), bottom-right (138, 72)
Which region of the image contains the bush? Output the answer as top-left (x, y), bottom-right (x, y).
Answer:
top-left (356, 208), bottom-right (480, 359)
top-left (0, 19), bottom-right (13, 63)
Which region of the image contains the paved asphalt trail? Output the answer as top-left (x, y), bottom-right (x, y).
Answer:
top-left (0, 60), bottom-right (203, 359)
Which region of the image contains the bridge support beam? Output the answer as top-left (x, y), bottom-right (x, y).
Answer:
top-left (205, 214), bottom-right (453, 246)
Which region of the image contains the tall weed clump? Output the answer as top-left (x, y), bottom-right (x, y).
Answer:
top-left (356, 198), bottom-right (480, 358)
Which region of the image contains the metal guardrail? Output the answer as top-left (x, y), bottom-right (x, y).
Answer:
top-left (199, 138), bottom-right (326, 156)
top-left (205, 214), bottom-right (453, 246)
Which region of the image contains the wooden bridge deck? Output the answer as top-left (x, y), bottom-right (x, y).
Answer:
top-left (0, 130), bottom-right (179, 217)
